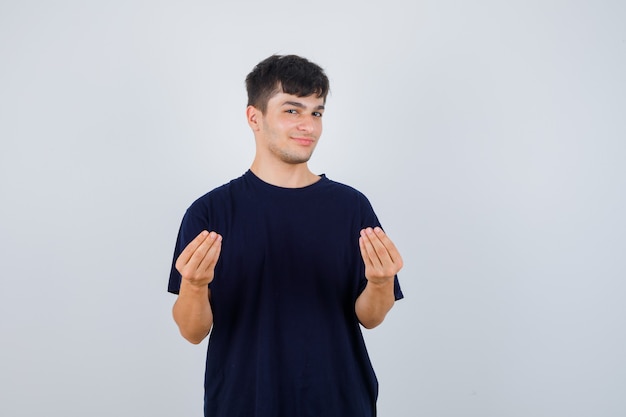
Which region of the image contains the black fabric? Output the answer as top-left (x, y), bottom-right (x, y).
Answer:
top-left (169, 170), bottom-right (403, 417)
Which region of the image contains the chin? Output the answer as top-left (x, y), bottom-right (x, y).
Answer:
top-left (280, 151), bottom-right (314, 165)
top-left (284, 156), bottom-right (312, 165)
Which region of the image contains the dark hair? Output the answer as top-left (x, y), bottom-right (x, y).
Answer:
top-left (245, 54), bottom-right (330, 113)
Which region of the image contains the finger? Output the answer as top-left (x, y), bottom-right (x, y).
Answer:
top-left (372, 227), bottom-right (402, 265)
top-left (176, 231), bottom-right (210, 269)
top-left (359, 234), bottom-right (374, 267)
top-left (360, 228), bottom-right (384, 267)
top-left (363, 227), bottom-right (404, 274)
top-left (366, 228), bottom-right (392, 265)
top-left (199, 233), bottom-right (223, 272)
top-left (186, 232), bottom-right (220, 270)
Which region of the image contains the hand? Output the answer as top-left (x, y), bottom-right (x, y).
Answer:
top-left (359, 227), bottom-right (403, 285)
top-left (175, 230), bottom-right (223, 288)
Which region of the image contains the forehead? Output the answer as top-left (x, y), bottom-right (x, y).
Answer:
top-left (267, 91), bottom-right (325, 108)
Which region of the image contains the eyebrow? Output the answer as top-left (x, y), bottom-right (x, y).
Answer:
top-left (282, 101), bottom-right (325, 111)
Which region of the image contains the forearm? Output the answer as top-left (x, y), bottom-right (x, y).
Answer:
top-left (172, 280), bottom-right (213, 344)
top-left (355, 278), bottom-right (396, 329)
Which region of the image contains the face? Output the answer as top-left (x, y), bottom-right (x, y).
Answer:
top-left (250, 92), bottom-right (325, 165)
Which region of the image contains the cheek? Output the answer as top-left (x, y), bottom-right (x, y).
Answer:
top-left (274, 116), bottom-right (296, 130)
top-left (265, 119), bottom-right (290, 135)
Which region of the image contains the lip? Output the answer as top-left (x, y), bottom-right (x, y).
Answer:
top-left (291, 137), bottom-right (315, 146)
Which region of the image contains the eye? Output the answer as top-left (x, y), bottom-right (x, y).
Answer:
top-left (313, 111), bottom-right (323, 118)
top-left (286, 109), bottom-right (298, 114)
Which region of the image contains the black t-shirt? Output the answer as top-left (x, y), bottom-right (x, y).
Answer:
top-left (169, 170), bottom-right (403, 417)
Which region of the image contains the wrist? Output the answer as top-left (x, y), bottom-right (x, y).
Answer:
top-left (366, 276), bottom-right (394, 289)
top-left (179, 279), bottom-right (210, 296)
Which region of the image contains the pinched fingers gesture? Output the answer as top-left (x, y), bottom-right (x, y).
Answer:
top-left (359, 227), bottom-right (403, 285)
top-left (175, 230), bottom-right (222, 288)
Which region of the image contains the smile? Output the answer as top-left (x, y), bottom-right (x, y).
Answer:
top-left (291, 137), bottom-right (315, 146)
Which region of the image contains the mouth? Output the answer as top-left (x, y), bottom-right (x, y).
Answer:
top-left (291, 137), bottom-right (315, 146)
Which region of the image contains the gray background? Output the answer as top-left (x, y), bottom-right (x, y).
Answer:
top-left (1, 1), bottom-right (625, 416)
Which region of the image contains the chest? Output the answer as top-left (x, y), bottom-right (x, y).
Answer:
top-left (210, 193), bottom-right (362, 307)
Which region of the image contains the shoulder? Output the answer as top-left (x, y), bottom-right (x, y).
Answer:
top-left (321, 176), bottom-right (372, 205)
top-left (186, 174), bottom-right (247, 214)
top-left (320, 176), bottom-right (382, 226)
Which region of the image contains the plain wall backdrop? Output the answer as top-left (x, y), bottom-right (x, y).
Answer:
top-left (1, 1), bottom-right (625, 416)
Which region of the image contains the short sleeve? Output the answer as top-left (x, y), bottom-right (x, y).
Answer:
top-left (356, 192), bottom-right (404, 301)
top-left (167, 201), bottom-right (212, 294)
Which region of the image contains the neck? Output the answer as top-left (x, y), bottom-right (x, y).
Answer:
top-left (249, 159), bottom-right (320, 188)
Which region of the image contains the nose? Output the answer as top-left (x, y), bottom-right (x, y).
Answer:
top-left (297, 115), bottom-right (316, 133)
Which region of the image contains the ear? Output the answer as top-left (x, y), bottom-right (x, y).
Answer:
top-left (246, 105), bottom-right (262, 131)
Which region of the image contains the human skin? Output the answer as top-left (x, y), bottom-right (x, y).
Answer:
top-left (172, 91), bottom-right (403, 343)
top-left (173, 225), bottom-right (403, 341)
top-left (172, 231), bottom-right (221, 344)
top-left (247, 92), bottom-right (325, 188)
top-left (355, 226), bottom-right (403, 329)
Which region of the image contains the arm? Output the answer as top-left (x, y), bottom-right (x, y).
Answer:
top-left (172, 230), bottom-right (222, 344)
top-left (355, 227), bottom-right (403, 329)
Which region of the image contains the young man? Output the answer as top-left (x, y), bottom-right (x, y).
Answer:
top-left (168, 54), bottom-right (404, 417)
